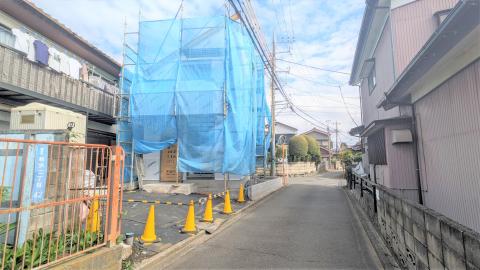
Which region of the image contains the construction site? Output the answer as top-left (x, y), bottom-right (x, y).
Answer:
top-left (0, 1), bottom-right (291, 269)
top-left (2, 0), bottom-right (477, 269)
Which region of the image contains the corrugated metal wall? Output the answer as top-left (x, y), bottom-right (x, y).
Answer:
top-left (384, 123), bottom-right (418, 190)
top-left (415, 60), bottom-right (480, 232)
top-left (367, 129), bottom-right (387, 164)
top-left (391, 0), bottom-right (460, 74)
top-left (360, 17), bottom-right (399, 127)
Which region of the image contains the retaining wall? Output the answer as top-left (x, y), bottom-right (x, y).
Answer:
top-left (247, 177), bottom-right (283, 201)
top-left (50, 245), bottom-right (123, 270)
top-left (256, 162), bottom-right (317, 176)
top-left (346, 173), bottom-right (480, 270)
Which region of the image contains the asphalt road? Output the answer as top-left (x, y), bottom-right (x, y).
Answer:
top-left (166, 172), bottom-right (380, 269)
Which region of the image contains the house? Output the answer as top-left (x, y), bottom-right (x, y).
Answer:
top-left (274, 121), bottom-right (297, 144)
top-left (302, 128), bottom-right (331, 161)
top-left (350, 0), bottom-right (480, 232)
top-left (0, 0), bottom-right (120, 145)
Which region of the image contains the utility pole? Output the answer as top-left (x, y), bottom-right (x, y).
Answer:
top-left (335, 121), bottom-right (339, 154)
top-left (327, 125), bottom-right (331, 167)
top-left (270, 33), bottom-right (276, 177)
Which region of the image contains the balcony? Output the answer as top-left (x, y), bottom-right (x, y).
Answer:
top-left (0, 44), bottom-right (117, 124)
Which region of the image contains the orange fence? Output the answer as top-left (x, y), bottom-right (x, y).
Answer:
top-left (0, 138), bottom-right (124, 269)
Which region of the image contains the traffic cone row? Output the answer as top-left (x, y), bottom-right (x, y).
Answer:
top-left (237, 184), bottom-right (246, 203)
top-left (139, 186), bottom-right (246, 241)
top-left (141, 205), bottom-right (158, 243)
top-left (223, 190), bottom-right (233, 214)
top-left (86, 199), bottom-right (100, 233)
top-left (202, 194), bottom-right (214, 222)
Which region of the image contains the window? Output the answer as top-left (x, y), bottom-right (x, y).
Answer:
top-left (20, 114), bottom-right (35, 124)
top-left (0, 24), bottom-right (15, 48)
top-left (368, 64), bottom-right (376, 94)
top-left (367, 129), bottom-right (386, 165)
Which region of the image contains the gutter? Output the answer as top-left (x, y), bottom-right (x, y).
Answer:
top-left (349, 1), bottom-right (377, 85)
top-left (377, 0), bottom-right (475, 109)
top-left (411, 105), bottom-right (423, 205)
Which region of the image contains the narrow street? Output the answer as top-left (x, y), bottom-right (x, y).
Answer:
top-left (166, 172), bottom-right (381, 269)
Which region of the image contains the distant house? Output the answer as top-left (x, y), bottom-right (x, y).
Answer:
top-left (274, 122), bottom-right (297, 144)
top-left (350, 0), bottom-right (480, 232)
top-left (302, 128), bottom-right (331, 161)
top-left (302, 128), bottom-right (330, 148)
top-left (349, 141), bottom-right (362, 152)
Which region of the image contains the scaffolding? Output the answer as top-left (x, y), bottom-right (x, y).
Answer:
top-left (117, 15), bottom-right (270, 184)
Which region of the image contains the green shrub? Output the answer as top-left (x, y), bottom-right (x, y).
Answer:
top-left (304, 135), bottom-right (320, 160)
top-left (288, 135), bottom-right (308, 161)
top-left (0, 229), bottom-right (103, 269)
top-left (339, 149), bottom-right (362, 166)
top-left (275, 145), bottom-right (283, 159)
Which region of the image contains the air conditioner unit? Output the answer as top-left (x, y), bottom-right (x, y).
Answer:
top-left (10, 103), bottom-right (86, 143)
top-left (391, 129), bottom-right (412, 144)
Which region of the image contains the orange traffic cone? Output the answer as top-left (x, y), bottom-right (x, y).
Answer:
top-left (182, 200), bottom-right (197, 233)
top-left (141, 205), bottom-right (157, 243)
top-left (237, 184), bottom-right (246, 203)
top-left (86, 199), bottom-right (100, 233)
top-left (223, 190), bottom-right (233, 214)
top-left (202, 194), bottom-right (214, 223)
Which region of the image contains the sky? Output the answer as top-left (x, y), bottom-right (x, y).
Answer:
top-left (31, 0), bottom-right (365, 146)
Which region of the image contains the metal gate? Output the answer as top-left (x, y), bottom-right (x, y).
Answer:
top-left (0, 138), bottom-right (124, 269)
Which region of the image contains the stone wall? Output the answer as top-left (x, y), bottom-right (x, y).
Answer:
top-left (346, 173), bottom-right (480, 270)
top-left (256, 162), bottom-right (317, 176)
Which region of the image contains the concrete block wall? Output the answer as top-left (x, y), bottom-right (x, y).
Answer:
top-left (348, 174), bottom-right (480, 270)
top-left (247, 177), bottom-right (283, 201)
top-left (256, 162), bottom-right (317, 176)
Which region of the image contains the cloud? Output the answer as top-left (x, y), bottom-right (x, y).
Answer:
top-left (31, 0), bottom-right (364, 145)
top-left (251, 0), bottom-right (364, 144)
top-left (31, 0), bottom-right (226, 60)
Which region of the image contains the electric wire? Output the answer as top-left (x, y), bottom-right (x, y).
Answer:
top-left (338, 86), bottom-right (359, 127)
top-left (230, 0), bottom-right (355, 138)
top-left (277, 58), bottom-right (351, 75)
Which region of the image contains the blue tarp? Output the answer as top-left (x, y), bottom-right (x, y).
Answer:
top-left (127, 16), bottom-right (270, 175)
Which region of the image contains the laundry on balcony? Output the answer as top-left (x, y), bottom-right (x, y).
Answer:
top-left (12, 28), bottom-right (35, 61)
top-left (33, 39), bottom-right (49, 65)
top-left (69, 57), bottom-right (81, 79)
top-left (48, 46), bottom-right (62, 72)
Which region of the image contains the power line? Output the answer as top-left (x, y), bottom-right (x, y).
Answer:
top-left (289, 107), bottom-right (329, 131)
top-left (230, 0), bottom-right (330, 132)
top-left (284, 75), bottom-right (360, 108)
top-left (276, 58), bottom-right (351, 75)
top-left (338, 86), bottom-right (359, 127)
top-left (290, 103), bottom-right (329, 129)
top-left (287, 72), bottom-right (343, 88)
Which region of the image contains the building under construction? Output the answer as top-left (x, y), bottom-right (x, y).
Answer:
top-left (118, 16), bottom-right (271, 186)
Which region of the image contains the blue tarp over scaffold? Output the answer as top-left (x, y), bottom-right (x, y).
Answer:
top-left (126, 16), bottom-right (270, 175)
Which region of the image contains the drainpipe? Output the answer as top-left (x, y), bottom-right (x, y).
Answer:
top-left (411, 105), bottom-right (424, 205)
top-left (373, 164), bottom-right (377, 213)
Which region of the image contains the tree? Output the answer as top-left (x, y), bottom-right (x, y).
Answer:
top-left (338, 149), bottom-right (362, 167)
top-left (304, 135), bottom-right (320, 161)
top-left (275, 144), bottom-right (283, 160)
top-left (288, 135), bottom-right (308, 161)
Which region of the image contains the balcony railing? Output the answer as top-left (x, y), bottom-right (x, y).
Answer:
top-left (0, 44), bottom-right (117, 119)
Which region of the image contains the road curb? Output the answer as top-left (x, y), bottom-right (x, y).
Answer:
top-left (137, 185), bottom-right (286, 269)
top-left (343, 188), bottom-right (401, 270)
